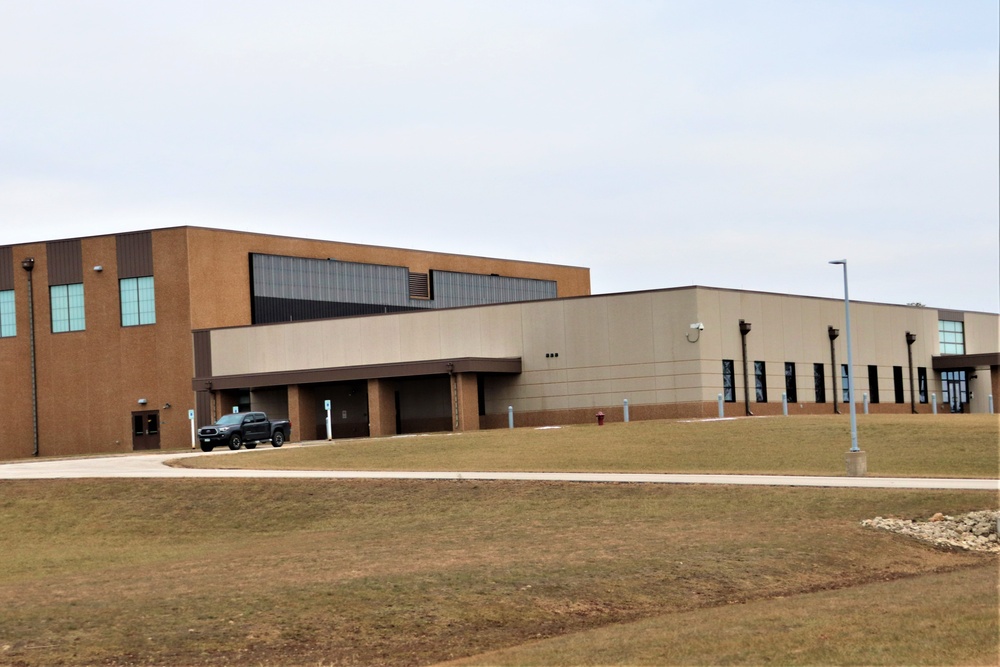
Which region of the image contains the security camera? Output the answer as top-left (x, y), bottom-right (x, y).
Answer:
top-left (690, 323), bottom-right (704, 331)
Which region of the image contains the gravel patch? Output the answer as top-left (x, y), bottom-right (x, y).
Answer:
top-left (862, 510), bottom-right (1000, 553)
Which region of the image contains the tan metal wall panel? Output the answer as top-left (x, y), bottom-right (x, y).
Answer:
top-left (46, 239), bottom-right (82, 285)
top-left (116, 231), bottom-right (154, 278)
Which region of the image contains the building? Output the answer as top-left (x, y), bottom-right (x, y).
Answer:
top-left (1, 227), bottom-right (997, 461)
top-left (195, 286), bottom-right (1000, 441)
top-left (0, 227), bottom-right (590, 459)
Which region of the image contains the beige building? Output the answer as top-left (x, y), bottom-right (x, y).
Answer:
top-left (196, 286), bottom-right (1000, 440)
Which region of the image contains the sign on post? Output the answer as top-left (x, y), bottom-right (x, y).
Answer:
top-left (189, 409), bottom-right (196, 449)
top-left (325, 400), bottom-right (333, 440)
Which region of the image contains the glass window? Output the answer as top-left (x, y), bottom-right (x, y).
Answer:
top-left (784, 362), bottom-right (797, 403)
top-left (722, 360), bottom-right (735, 402)
top-left (867, 365), bottom-right (880, 404)
top-left (813, 363), bottom-right (826, 403)
top-left (938, 320), bottom-right (965, 355)
top-left (917, 367), bottom-right (927, 403)
top-left (893, 366), bottom-right (904, 404)
top-left (754, 361), bottom-right (767, 403)
top-left (50, 283), bottom-right (85, 333)
top-left (0, 289), bottom-right (15, 337)
top-left (120, 276), bottom-right (156, 326)
top-left (841, 364), bottom-right (850, 402)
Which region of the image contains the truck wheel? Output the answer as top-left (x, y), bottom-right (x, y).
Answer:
top-left (228, 434), bottom-right (242, 450)
top-left (200, 443), bottom-right (214, 452)
top-left (271, 431), bottom-right (285, 447)
top-left (245, 441), bottom-right (257, 450)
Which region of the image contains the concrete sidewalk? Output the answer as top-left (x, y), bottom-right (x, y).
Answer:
top-left (1, 448), bottom-right (997, 489)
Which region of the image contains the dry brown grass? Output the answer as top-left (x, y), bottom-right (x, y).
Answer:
top-left (0, 478), bottom-right (996, 666)
top-left (177, 414), bottom-right (1000, 478)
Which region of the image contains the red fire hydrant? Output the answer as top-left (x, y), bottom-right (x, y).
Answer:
top-left (596, 411), bottom-right (605, 426)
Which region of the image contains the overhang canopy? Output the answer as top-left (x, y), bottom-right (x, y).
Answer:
top-left (193, 356), bottom-right (521, 391)
top-left (931, 352), bottom-right (1000, 370)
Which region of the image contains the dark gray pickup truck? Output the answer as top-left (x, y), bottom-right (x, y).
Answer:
top-left (197, 412), bottom-right (292, 452)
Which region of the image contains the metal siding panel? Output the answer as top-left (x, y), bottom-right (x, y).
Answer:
top-left (46, 239), bottom-right (83, 285)
top-left (0, 246), bottom-right (13, 291)
top-left (116, 232), bottom-right (154, 278)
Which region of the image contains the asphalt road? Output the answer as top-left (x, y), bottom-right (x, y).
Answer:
top-left (1, 446), bottom-right (997, 489)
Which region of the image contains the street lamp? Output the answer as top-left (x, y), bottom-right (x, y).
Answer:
top-left (829, 260), bottom-right (861, 463)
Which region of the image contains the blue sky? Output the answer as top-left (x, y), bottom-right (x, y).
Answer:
top-left (2, 1), bottom-right (997, 312)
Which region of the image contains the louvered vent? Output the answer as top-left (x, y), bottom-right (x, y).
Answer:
top-left (408, 271), bottom-right (430, 299)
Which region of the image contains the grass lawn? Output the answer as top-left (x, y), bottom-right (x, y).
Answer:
top-left (0, 479), bottom-right (996, 666)
top-left (176, 414), bottom-right (1000, 478)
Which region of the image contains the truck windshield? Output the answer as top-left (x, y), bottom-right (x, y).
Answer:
top-left (215, 414), bottom-right (244, 426)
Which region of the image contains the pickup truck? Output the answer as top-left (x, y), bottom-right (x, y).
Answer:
top-left (197, 412), bottom-right (292, 452)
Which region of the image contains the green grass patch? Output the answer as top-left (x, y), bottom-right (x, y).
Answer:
top-left (177, 414), bottom-right (1000, 478)
top-left (0, 478), bottom-right (996, 666)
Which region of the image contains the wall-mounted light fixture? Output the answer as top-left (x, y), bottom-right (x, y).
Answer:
top-left (138, 398), bottom-right (148, 405)
top-left (739, 320), bottom-right (752, 416)
top-left (22, 258), bottom-right (38, 456)
top-left (828, 325), bottom-right (841, 415)
top-left (905, 331), bottom-right (917, 414)
top-left (93, 265), bottom-right (103, 272)
top-left (162, 403), bottom-right (171, 409)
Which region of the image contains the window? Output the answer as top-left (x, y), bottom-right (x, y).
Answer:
top-left (841, 364), bottom-right (850, 402)
top-left (754, 361), bottom-right (767, 403)
top-left (814, 363), bottom-right (826, 403)
top-left (867, 365), bottom-right (880, 403)
top-left (784, 362), bottom-right (797, 403)
top-left (938, 320), bottom-right (965, 355)
top-left (120, 276), bottom-right (156, 326)
top-left (0, 289), bottom-right (14, 337)
top-left (722, 360), bottom-right (735, 402)
top-left (50, 283), bottom-right (85, 332)
top-left (893, 366), bottom-right (904, 404)
top-left (917, 367), bottom-right (927, 403)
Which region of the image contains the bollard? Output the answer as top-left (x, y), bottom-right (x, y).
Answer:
top-left (990, 395), bottom-right (994, 415)
top-left (718, 393), bottom-right (724, 418)
top-left (508, 405), bottom-right (514, 429)
top-left (623, 399), bottom-right (629, 423)
top-left (931, 393), bottom-right (937, 415)
top-left (863, 392), bottom-right (869, 415)
top-left (782, 392), bottom-right (788, 416)
top-left (596, 411), bottom-right (605, 426)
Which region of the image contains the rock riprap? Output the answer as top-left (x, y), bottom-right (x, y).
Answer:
top-left (861, 510), bottom-right (1000, 553)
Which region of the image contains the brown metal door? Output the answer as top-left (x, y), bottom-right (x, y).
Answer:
top-left (131, 410), bottom-right (161, 450)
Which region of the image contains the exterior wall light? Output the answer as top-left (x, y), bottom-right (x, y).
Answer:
top-left (138, 398), bottom-right (148, 405)
top-left (739, 320), bottom-right (752, 416)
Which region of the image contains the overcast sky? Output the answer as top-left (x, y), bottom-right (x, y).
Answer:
top-left (2, 1), bottom-right (998, 312)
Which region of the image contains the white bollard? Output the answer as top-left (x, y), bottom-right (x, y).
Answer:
top-left (863, 392), bottom-right (869, 414)
top-left (718, 394), bottom-right (724, 418)
top-left (623, 398), bottom-right (629, 423)
top-left (932, 393), bottom-right (937, 415)
top-left (782, 392), bottom-right (788, 416)
top-left (508, 405), bottom-right (514, 429)
top-left (989, 395), bottom-right (994, 415)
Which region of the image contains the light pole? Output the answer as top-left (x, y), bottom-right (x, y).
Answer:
top-left (829, 260), bottom-right (862, 472)
top-left (21, 257), bottom-right (39, 457)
